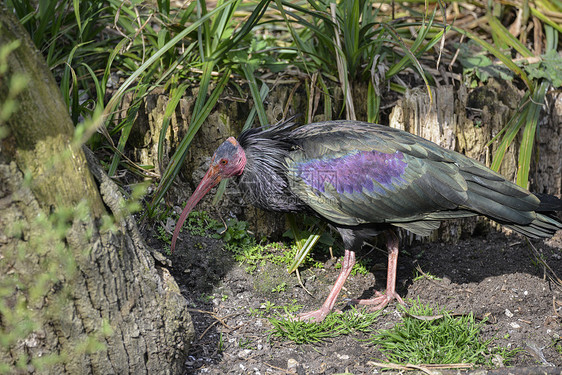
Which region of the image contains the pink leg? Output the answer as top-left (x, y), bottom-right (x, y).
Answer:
top-left (297, 249), bottom-right (356, 323)
top-left (352, 231), bottom-right (404, 310)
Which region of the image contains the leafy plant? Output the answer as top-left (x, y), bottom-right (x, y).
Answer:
top-left (214, 217), bottom-right (254, 251)
top-left (271, 282), bottom-right (287, 293)
top-left (185, 210), bottom-right (219, 237)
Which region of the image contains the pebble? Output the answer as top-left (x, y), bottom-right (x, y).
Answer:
top-left (238, 349), bottom-right (252, 359)
top-left (510, 322), bottom-right (521, 329)
top-left (336, 353), bottom-right (350, 360)
top-left (492, 354), bottom-right (505, 367)
top-left (505, 309), bottom-right (514, 318)
top-left (287, 358), bottom-right (299, 372)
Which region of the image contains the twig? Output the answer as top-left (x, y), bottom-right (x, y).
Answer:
top-left (185, 308), bottom-right (243, 340)
top-left (295, 269), bottom-right (314, 297)
top-left (415, 264), bottom-right (451, 290)
top-left (367, 361), bottom-right (473, 375)
top-left (199, 320), bottom-right (220, 341)
top-left (526, 239), bottom-right (562, 287)
top-left (264, 362), bottom-right (294, 374)
top-left (197, 312), bottom-right (243, 341)
top-left (448, 34), bottom-right (464, 71)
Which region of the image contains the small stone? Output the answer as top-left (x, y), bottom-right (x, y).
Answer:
top-left (505, 309), bottom-right (514, 318)
top-left (492, 354), bottom-right (505, 367)
top-left (238, 349), bottom-right (252, 359)
top-left (510, 322), bottom-right (521, 329)
top-left (523, 290), bottom-right (528, 296)
top-left (336, 353), bottom-right (350, 360)
top-left (287, 358), bottom-right (299, 372)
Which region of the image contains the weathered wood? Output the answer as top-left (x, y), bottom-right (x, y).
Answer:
top-left (0, 9), bottom-right (193, 374)
top-left (534, 91), bottom-right (562, 197)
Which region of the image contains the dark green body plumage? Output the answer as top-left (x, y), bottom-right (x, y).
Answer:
top-left (237, 120), bottom-right (562, 245)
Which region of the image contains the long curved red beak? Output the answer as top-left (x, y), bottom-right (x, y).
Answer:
top-left (171, 166), bottom-right (221, 252)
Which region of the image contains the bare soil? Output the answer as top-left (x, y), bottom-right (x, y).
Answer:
top-left (148, 227), bottom-right (562, 374)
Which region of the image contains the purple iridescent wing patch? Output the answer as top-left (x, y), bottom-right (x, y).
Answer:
top-left (295, 150), bottom-right (408, 195)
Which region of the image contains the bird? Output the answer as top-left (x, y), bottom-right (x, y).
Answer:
top-left (171, 119), bottom-right (562, 322)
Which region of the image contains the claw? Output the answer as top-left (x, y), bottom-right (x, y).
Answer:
top-left (296, 308), bottom-right (330, 323)
top-left (352, 290), bottom-right (405, 311)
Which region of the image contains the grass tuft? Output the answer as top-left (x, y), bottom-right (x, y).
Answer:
top-left (269, 307), bottom-right (381, 345)
top-left (370, 299), bottom-right (518, 366)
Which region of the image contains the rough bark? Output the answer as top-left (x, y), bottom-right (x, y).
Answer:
top-left (0, 9), bottom-right (193, 374)
top-left (534, 91), bottom-right (562, 197)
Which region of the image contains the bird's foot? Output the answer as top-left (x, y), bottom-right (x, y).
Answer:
top-left (350, 290), bottom-right (405, 311)
top-left (295, 306), bottom-right (335, 323)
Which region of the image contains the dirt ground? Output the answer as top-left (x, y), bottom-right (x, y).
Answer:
top-left (150, 225), bottom-right (562, 374)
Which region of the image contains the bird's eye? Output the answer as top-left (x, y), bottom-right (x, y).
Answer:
top-left (220, 159), bottom-right (228, 165)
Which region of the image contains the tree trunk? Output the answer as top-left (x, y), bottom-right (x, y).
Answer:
top-left (0, 9), bottom-right (193, 374)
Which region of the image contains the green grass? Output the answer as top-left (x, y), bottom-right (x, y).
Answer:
top-left (268, 306), bottom-right (382, 345)
top-left (370, 299), bottom-right (518, 366)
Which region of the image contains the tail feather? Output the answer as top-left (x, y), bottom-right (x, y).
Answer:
top-left (506, 213), bottom-right (562, 238)
top-left (464, 190), bottom-right (536, 224)
top-left (505, 193), bottom-right (562, 238)
top-left (535, 193), bottom-right (562, 211)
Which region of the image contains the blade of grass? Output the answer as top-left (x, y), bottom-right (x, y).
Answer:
top-left (242, 83), bottom-right (270, 132)
top-left (242, 63), bottom-right (269, 127)
top-left (286, 215), bottom-right (324, 274)
top-left (367, 79), bottom-right (379, 123)
top-left (317, 74), bottom-right (332, 121)
top-left (157, 82), bottom-right (189, 173)
top-left (487, 15), bottom-right (533, 58)
top-left (330, 2), bottom-right (355, 120)
top-left (516, 80), bottom-right (548, 188)
top-left (529, 7), bottom-right (562, 33)
top-left (108, 84), bottom-right (149, 176)
top-left (490, 106), bottom-right (526, 172)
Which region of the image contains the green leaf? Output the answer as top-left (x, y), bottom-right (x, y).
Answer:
top-left (525, 50), bottom-right (562, 88)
